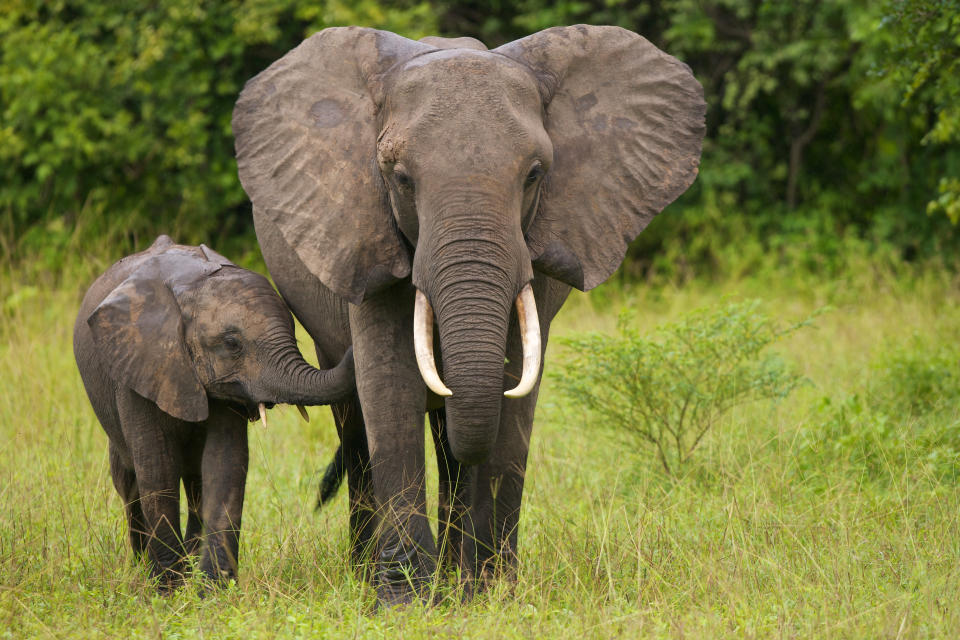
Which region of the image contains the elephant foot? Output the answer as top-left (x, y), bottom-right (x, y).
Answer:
top-left (148, 549), bottom-right (188, 593)
top-left (348, 529), bottom-right (377, 576)
top-left (199, 547), bottom-right (239, 587)
top-left (450, 573), bottom-right (475, 603)
top-left (471, 548), bottom-right (519, 595)
top-left (352, 558), bottom-right (376, 583)
top-left (377, 578), bottom-right (465, 609)
top-left (184, 535), bottom-right (202, 558)
top-left (152, 566), bottom-right (186, 593)
top-left (195, 571), bottom-right (238, 599)
top-left (375, 582), bottom-right (419, 609)
top-left (200, 566), bottom-right (238, 588)
top-left (374, 542), bottom-right (435, 607)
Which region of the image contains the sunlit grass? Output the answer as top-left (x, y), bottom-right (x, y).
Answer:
top-left (1, 252), bottom-right (958, 638)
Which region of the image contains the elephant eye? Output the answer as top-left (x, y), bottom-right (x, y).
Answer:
top-left (526, 163), bottom-right (544, 185)
top-left (222, 334), bottom-right (242, 355)
top-left (393, 165), bottom-right (414, 192)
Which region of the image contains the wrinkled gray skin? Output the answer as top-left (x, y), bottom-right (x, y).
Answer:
top-left (73, 235), bottom-right (355, 590)
top-left (233, 25), bottom-right (705, 604)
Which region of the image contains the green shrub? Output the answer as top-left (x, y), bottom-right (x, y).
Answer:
top-left (554, 300), bottom-right (810, 475)
top-left (798, 394), bottom-right (960, 484)
top-left (797, 336), bottom-right (960, 483)
top-left (872, 335), bottom-right (960, 416)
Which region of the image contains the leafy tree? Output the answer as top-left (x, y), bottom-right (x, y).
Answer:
top-left (2, 0), bottom-right (958, 272)
top-left (875, 0), bottom-right (960, 223)
top-left (0, 0), bottom-right (434, 260)
top-left (437, 1), bottom-right (960, 272)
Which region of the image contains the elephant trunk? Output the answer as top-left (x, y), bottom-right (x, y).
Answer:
top-left (414, 204), bottom-right (533, 465)
top-left (258, 331), bottom-right (354, 406)
top-left (434, 273), bottom-right (511, 465)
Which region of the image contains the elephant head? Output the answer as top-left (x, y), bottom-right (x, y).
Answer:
top-left (233, 25), bottom-right (705, 463)
top-left (87, 237), bottom-right (354, 422)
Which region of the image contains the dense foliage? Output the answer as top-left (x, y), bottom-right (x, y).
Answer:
top-left (884, 0), bottom-right (960, 224)
top-left (439, 0), bottom-right (960, 274)
top-left (0, 0), bottom-right (436, 262)
top-left (2, 0), bottom-right (958, 271)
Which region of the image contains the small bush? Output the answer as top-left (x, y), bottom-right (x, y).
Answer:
top-left (871, 336), bottom-right (960, 416)
top-left (555, 300), bottom-right (810, 475)
top-left (797, 336), bottom-right (960, 483)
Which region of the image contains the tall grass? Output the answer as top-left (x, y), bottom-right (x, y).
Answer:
top-left (1, 248), bottom-right (958, 638)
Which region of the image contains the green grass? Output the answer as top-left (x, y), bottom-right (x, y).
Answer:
top-left (1, 252), bottom-right (958, 638)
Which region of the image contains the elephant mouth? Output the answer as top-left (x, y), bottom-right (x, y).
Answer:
top-left (220, 400), bottom-right (274, 423)
top-left (229, 398), bottom-right (311, 428)
top-left (207, 381), bottom-right (273, 422)
top-left (243, 401), bottom-right (313, 428)
top-left (245, 401), bottom-right (274, 422)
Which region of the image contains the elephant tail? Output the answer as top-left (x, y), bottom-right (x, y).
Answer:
top-left (315, 443), bottom-right (345, 509)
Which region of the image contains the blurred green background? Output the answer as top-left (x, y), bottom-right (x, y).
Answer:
top-left (1, 0), bottom-right (958, 277)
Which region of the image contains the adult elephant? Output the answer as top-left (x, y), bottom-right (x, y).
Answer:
top-left (233, 25), bottom-right (705, 604)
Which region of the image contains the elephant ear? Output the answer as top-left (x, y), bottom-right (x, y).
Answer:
top-left (495, 25), bottom-right (706, 290)
top-left (199, 244), bottom-right (235, 267)
top-left (233, 27), bottom-right (434, 304)
top-left (87, 258), bottom-right (208, 422)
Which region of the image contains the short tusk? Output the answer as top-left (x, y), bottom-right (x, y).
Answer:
top-left (258, 402), bottom-right (268, 429)
top-left (296, 404), bottom-right (310, 423)
top-left (414, 289), bottom-right (452, 397)
top-left (504, 283), bottom-right (541, 398)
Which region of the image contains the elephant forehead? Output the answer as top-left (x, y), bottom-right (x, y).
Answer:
top-left (400, 47), bottom-right (503, 70)
top-left (382, 54), bottom-right (546, 165)
top-left (390, 52), bottom-right (542, 115)
top-left (190, 271), bottom-right (291, 332)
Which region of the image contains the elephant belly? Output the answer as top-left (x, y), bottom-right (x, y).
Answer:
top-left (254, 214), bottom-right (352, 366)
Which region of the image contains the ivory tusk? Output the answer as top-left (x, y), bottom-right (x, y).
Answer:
top-left (414, 289), bottom-right (453, 397)
top-left (296, 404), bottom-right (310, 423)
top-left (504, 283), bottom-right (541, 398)
top-left (258, 402), bottom-right (268, 429)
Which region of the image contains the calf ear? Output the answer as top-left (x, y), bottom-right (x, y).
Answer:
top-left (199, 244), bottom-right (236, 267)
top-left (88, 267), bottom-right (208, 422)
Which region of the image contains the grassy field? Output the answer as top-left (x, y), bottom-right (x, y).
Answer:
top-left (1, 252), bottom-right (958, 638)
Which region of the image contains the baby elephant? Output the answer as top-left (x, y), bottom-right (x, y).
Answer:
top-left (74, 235), bottom-right (354, 589)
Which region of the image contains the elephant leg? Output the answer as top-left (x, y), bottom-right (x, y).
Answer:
top-left (468, 392), bottom-right (537, 584)
top-left (428, 408), bottom-right (470, 575)
top-left (198, 408), bottom-right (248, 585)
top-left (109, 443), bottom-right (147, 559)
top-left (181, 429), bottom-right (205, 557)
top-left (469, 275), bottom-right (568, 584)
top-left (117, 389), bottom-right (187, 590)
top-left (349, 284), bottom-right (435, 606)
top-left (330, 394), bottom-right (376, 569)
top-left (182, 472), bottom-right (203, 557)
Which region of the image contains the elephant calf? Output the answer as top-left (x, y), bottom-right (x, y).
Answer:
top-left (73, 235), bottom-right (355, 590)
